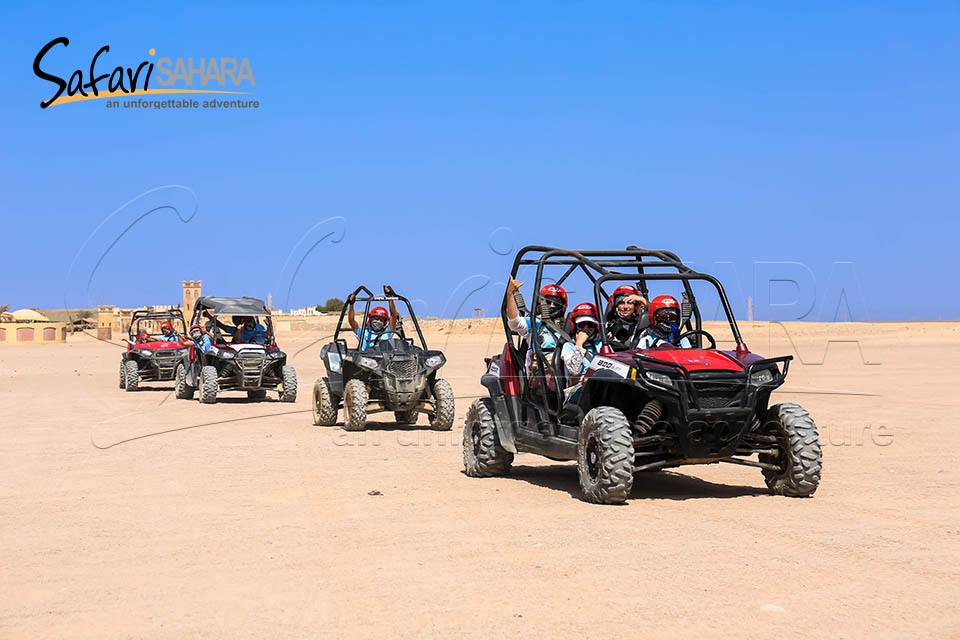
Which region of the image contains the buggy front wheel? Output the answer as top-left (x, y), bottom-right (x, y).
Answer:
top-left (428, 378), bottom-right (455, 431)
top-left (577, 407), bottom-right (634, 504)
top-left (279, 366), bottom-right (298, 403)
top-left (342, 379), bottom-right (368, 431)
top-left (175, 363), bottom-right (195, 400)
top-left (124, 360), bottom-right (140, 392)
top-left (760, 403), bottom-right (822, 497)
top-left (199, 365), bottom-right (218, 404)
top-left (312, 378), bottom-right (339, 426)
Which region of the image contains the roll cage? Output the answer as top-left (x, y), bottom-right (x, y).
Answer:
top-left (502, 246), bottom-right (754, 416)
top-left (128, 309), bottom-right (187, 342)
top-left (189, 296), bottom-right (275, 345)
top-left (332, 285), bottom-right (428, 355)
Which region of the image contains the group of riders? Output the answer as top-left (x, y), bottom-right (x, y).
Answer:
top-left (137, 312), bottom-right (272, 354)
top-left (334, 277), bottom-right (689, 394)
top-left (136, 278), bottom-right (686, 391)
top-left (505, 275), bottom-right (691, 393)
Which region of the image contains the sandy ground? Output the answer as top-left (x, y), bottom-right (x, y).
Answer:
top-left (1, 321), bottom-right (958, 638)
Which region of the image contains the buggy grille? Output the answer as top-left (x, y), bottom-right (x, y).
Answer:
top-left (238, 351), bottom-right (265, 387)
top-left (155, 349), bottom-right (181, 378)
top-left (388, 357), bottom-right (418, 379)
top-left (690, 381), bottom-right (743, 409)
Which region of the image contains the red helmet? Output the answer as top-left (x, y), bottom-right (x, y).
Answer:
top-left (649, 295), bottom-right (681, 333)
top-left (566, 302), bottom-right (599, 334)
top-left (538, 283), bottom-right (568, 320)
top-left (608, 284), bottom-right (637, 307)
top-left (539, 284), bottom-right (567, 305)
top-left (368, 306), bottom-right (389, 320)
top-left (609, 284), bottom-right (641, 318)
top-left (160, 321), bottom-right (173, 332)
top-left (189, 324), bottom-right (203, 337)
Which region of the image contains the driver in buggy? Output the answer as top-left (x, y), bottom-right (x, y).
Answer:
top-left (156, 321), bottom-right (180, 343)
top-left (206, 313), bottom-right (271, 345)
top-left (635, 295), bottom-right (692, 349)
top-left (347, 291), bottom-right (399, 350)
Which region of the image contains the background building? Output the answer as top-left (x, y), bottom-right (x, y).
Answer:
top-left (182, 280), bottom-right (201, 318)
top-left (0, 309), bottom-right (67, 345)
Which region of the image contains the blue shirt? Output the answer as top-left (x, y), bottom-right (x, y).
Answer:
top-left (192, 334), bottom-right (213, 353)
top-left (157, 333), bottom-right (180, 343)
top-left (357, 327), bottom-right (393, 350)
top-left (227, 323), bottom-right (267, 344)
top-left (636, 332), bottom-right (692, 350)
top-left (514, 317), bottom-right (559, 351)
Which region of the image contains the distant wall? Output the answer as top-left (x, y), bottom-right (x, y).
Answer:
top-left (0, 322), bottom-right (67, 345)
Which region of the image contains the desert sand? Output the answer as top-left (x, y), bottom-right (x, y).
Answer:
top-left (1, 321), bottom-right (958, 638)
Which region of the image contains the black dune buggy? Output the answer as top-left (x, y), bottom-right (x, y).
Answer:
top-left (312, 285), bottom-right (455, 431)
top-left (119, 309), bottom-right (188, 392)
top-left (464, 246), bottom-right (822, 504)
top-left (174, 296), bottom-right (297, 404)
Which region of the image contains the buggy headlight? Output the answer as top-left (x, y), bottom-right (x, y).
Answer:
top-left (221, 350), bottom-right (235, 359)
top-left (140, 349), bottom-right (153, 356)
top-left (750, 369), bottom-right (775, 386)
top-left (358, 356), bottom-right (379, 370)
top-left (425, 355), bottom-right (444, 368)
top-left (268, 351), bottom-right (284, 359)
top-left (645, 371), bottom-right (674, 387)
top-left (327, 352), bottom-right (341, 372)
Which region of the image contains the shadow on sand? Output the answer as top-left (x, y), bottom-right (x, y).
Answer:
top-left (501, 464), bottom-right (770, 501)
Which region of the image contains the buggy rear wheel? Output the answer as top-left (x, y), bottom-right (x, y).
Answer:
top-left (175, 363), bottom-right (195, 400)
top-left (279, 366), bottom-right (297, 403)
top-left (342, 379), bottom-right (368, 431)
top-left (577, 407), bottom-right (634, 504)
top-left (199, 365), bottom-right (218, 404)
top-left (428, 378), bottom-right (455, 431)
top-left (312, 378), bottom-right (339, 426)
top-left (119, 361), bottom-right (127, 389)
top-left (463, 398), bottom-right (513, 477)
top-left (760, 403), bottom-right (822, 497)
top-left (124, 360), bottom-right (140, 392)
top-left (394, 409), bottom-right (418, 425)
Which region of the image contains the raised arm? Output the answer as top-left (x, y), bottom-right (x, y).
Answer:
top-left (387, 299), bottom-right (399, 331)
top-left (505, 275), bottom-right (524, 322)
top-left (346, 293), bottom-right (358, 333)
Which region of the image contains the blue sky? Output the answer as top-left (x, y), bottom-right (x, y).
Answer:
top-left (1, 2), bottom-right (957, 320)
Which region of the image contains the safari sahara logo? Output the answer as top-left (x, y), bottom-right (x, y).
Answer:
top-left (33, 37), bottom-right (256, 108)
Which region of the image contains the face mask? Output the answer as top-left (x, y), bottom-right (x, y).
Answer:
top-left (539, 296), bottom-right (565, 320)
top-left (369, 318), bottom-right (386, 332)
top-left (191, 332), bottom-right (202, 341)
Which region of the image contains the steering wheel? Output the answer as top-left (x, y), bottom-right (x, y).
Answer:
top-left (676, 329), bottom-right (716, 349)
